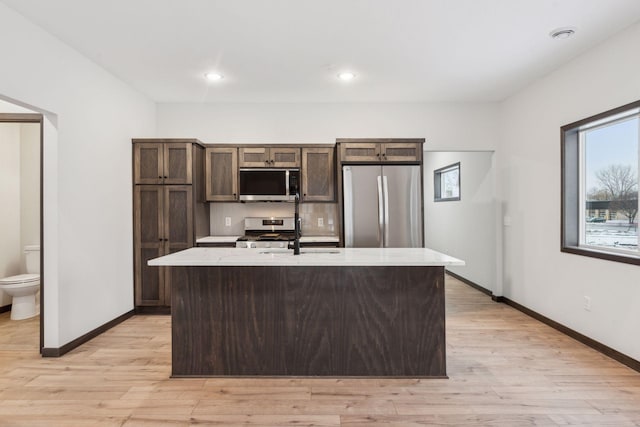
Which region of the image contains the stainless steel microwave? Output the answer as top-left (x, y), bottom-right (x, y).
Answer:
top-left (239, 168), bottom-right (300, 201)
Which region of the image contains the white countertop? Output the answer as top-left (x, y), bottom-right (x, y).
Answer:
top-left (196, 235), bottom-right (340, 244)
top-left (148, 247), bottom-right (464, 267)
top-left (196, 236), bottom-right (241, 243)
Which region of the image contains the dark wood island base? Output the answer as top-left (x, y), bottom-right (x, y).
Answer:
top-left (171, 265), bottom-right (446, 377)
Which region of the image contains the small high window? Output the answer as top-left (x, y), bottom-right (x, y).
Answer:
top-left (561, 100), bottom-right (639, 265)
top-left (434, 162), bottom-right (460, 202)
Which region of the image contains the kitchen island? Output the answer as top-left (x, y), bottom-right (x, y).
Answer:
top-left (149, 247), bottom-right (464, 378)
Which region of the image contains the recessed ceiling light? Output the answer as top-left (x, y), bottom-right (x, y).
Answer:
top-left (205, 72), bottom-right (224, 81)
top-left (549, 27), bottom-right (576, 40)
top-left (337, 72), bottom-right (356, 81)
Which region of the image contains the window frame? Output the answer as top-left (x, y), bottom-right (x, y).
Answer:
top-left (434, 162), bottom-right (461, 202)
top-left (561, 99), bottom-right (640, 266)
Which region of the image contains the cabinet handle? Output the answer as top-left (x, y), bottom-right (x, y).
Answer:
top-left (164, 176), bottom-right (168, 179)
top-left (158, 176), bottom-right (163, 179)
top-left (376, 153), bottom-right (380, 157)
top-left (158, 238), bottom-right (163, 242)
top-left (233, 193), bottom-right (236, 196)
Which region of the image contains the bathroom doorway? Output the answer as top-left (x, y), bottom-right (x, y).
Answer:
top-left (0, 113), bottom-right (43, 352)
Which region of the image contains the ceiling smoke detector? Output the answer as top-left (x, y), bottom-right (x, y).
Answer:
top-left (549, 27), bottom-right (576, 40)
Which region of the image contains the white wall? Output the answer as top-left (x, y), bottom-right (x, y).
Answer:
top-left (157, 103), bottom-right (500, 151)
top-left (20, 123), bottom-right (40, 264)
top-left (499, 21), bottom-right (640, 361)
top-left (424, 151), bottom-right (496, 292)
top-left (0, 123), bottom-right (22, 306)
top-left (0, 3), bottom-right (156, 347)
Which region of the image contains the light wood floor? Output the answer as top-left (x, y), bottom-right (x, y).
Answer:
top-left (1, 276), bottom-right (639, 426)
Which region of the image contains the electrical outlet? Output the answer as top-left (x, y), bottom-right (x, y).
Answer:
top-left (317, 217), bottom-right (324, 227)
top-left (225, 217), bottom-right (231, 227)
top-left (584, 296), bottom-right (591, 311)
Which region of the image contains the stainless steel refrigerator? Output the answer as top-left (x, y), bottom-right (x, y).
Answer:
top-left (343, 165), bottom-right (423, 248)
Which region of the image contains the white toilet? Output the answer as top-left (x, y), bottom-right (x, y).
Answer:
top-left (0, 245), bottom-right (40, 320)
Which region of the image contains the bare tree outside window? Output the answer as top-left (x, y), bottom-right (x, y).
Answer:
top-left (590, 164), bottom-right (638, 225)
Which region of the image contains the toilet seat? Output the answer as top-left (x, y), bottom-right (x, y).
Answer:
top-left (0, 273), bottom-right (40, 285)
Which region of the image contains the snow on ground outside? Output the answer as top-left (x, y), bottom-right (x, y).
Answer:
top-left (585, 221), bottom-right (638, 249)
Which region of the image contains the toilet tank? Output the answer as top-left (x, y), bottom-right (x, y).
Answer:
top-left (24, 245), bottom-right (40, 274)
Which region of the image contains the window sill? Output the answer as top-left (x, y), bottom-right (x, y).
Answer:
top-left (561, 245), bottom-right (640, 266)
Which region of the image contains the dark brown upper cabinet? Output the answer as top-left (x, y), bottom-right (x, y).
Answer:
top-left (205, 147), bottom-right (238, 201)
top-left (134, 142), bottom-right (192, 184)
top-left (380, 143), bottom-right (422, 162)
top-left (337, 139), bottom-right (423, 163)
top-left (338, 142), bottom-right (380, 162)
top-left (239, 146), bottom-right (300, 168)
top-left (301, 147), bottom-right (335, 202)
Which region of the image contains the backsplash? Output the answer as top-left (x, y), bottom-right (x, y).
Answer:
top-left (209, 203), bottom-right (339, 236)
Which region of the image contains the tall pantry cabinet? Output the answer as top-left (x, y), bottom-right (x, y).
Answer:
top-left (132, 139), bottom-right (209, 310)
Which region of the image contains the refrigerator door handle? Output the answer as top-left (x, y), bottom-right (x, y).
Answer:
top-left (343, 166), bottom-right (354, 247)
top-left (377, 175), bottom-right (384, 248)
top-left (382, 175), bottom-right (389, 247)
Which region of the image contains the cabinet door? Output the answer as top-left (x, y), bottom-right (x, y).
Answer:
top-left (134, 143), bottom-right (164, 184)
top-left (164, 186), bottom-right (193, 249)
top-left (134, 186), bottom-right (165, 306)
top-left (163, 186), bottom-right (193, 305)
top-left (340, 143), bottom-right (381, 162)
top-left (302, 147), bottom-right (335, 202)
top-left (163, 143), bottom-right (192, 184)
top-left (205, 147), bottom-right (238, 201)
top-left (239, 147), bottom-right (269, 167)
top-left (270, 147), bottom-right (300, 167)
top-left (381, 143), bottom-right (422, 162)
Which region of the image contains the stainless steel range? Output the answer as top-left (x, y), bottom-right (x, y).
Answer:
top-left (235, 217), bottom-right (296, 248)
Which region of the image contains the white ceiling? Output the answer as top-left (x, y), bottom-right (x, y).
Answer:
top-left (3, 0), bottom-right (640, 103)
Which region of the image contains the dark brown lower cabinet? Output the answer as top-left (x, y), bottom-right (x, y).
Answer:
top-left (134, 185), bottom-right (193, 307)
top-left (171, 265), bottom-right (445, 377)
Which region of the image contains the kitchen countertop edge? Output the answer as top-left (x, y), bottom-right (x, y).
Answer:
top-left (149, 247), bottom-right (465, 267)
